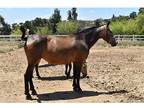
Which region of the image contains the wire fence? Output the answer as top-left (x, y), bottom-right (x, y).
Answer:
top-left (0, 35), bottom-right (144, 41)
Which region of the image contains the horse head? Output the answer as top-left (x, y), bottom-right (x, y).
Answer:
top-left (97, 22), bottom-right (117, 47)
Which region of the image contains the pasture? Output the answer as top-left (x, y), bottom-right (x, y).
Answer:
top-left (1, 40), bottom-right (144, 102)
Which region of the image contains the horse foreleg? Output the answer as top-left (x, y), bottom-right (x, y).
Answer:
top-left (72, 62), bottom-right (83, 93)
top-left (29, 68), bottom-right (37, 95)
top-left (24, 64), bottom-right (34, 100)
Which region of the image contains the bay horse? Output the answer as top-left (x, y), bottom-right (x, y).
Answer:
top-left (21, 22), bottom-right (117, 100)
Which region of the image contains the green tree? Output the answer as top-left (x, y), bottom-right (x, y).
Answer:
top-left (136, 14), bottom-right (144, 34)
top-left (67, 10), bottom-right (72, 21)
top-left (11, 23), bottom-right (21, 35)
top-left (33, 17), bottom-right (48, 27)
top-left (0, 15), bottom-right (11, 35)
top-left (33, 17), bottom-right (43, 27)
top-left (111, 14), bottom-right (116, 21)
top-left (138, 8), bottom-right (144, 14)
top-left (24, 21), bottom-right (35, 34)
top-left (49, 8), bottom-right (61, 34)
top-left (57, 21), bottom-right (78, 35)
top-left (71, 8), bottom-right (78, 21)
top-left (129, 12), bottom-right (137, 19)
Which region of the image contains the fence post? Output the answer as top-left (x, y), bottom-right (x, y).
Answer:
top-left (133, 35), bottom-right (135, 41)
top-left (118, 35), bottom-right (120, 41)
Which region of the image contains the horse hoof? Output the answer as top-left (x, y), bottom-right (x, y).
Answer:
top-left (65, 73), bottom-right (70, 78)
top-left (66, 75), bottom-right (70, 79)
top-left (32, 90), bottom-right (37, 95)
top-left (26, 94), bottom-right (32, 100)
top-left (86, 76), bottom-right (89, 79)
top-left (73, 87), bottom-right (83, 93)
top-left (38, 76), bottom-right (41, 79)
top-left (82, 74), bottom-right (87, 78)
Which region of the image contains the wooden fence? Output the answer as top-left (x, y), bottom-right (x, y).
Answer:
top-left (0, 35), bottom-right (144, 41)
top-left (0, 35), bottom-right (21, 41)
top-left (115, 35), bottom-right (144, 41)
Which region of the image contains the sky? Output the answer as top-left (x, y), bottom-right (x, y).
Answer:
top-left (0, 8), bottom-right (139, 25)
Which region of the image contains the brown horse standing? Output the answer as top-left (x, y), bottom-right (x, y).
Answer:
top-left (21, 22), bottom-right (117, 100)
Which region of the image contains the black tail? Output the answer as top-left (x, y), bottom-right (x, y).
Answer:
top-left (20, 26), bottom-right (27, 41)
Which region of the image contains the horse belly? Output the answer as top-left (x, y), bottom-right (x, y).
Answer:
top-left (42, 51), bottom-right (74, 64)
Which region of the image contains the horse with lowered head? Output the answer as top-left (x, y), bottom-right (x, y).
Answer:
top-left (21, 22), bottom-right (117, 100)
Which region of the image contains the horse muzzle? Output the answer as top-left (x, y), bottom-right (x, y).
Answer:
top-left (111, 41), bottom-right (118, 47)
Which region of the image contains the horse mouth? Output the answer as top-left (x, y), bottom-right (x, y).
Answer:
top-left (111, 41), bottom-right (118, 47)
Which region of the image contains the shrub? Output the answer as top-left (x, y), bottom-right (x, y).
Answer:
top-left (57, 21), bottom-right (79, 35)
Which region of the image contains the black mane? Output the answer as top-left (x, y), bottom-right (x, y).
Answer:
top-left (75, 26), bottom-right (97, 40)
top-left (76, 26), bottom-right (97, 34)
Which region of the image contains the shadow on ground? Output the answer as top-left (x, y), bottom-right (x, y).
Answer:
top-left (36, 90), bottom-right (128, 103)
top-left (38, 64), bottom-right (56, 68)
top-left (38, 75), bottom-right (88, 81)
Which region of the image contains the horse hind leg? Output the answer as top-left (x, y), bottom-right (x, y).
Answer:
top-left (81, 62), bottom-right (88, 78)
top-left (65, 64), bottom-right (72, 78)
top-left (65, 64), bottom-right (69, 78)
top-left (35, 63), bottom-right (41, 79)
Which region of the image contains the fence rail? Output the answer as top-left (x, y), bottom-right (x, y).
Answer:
top-left (0, 35), bottom-right (21, 41)
top-left (0, 35), bottom-right (144, 41)
top-left (115, 35), bottom-right (144, 41)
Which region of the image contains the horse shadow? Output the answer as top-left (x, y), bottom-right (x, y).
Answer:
top-left (39, 75), bottom-right (88, 81)
top-left (38, 64), bottom-right (56, 68)
top-left (39, 76), bottom-right (70, 81)
top-left (36, 90), bottom-right (128, 103)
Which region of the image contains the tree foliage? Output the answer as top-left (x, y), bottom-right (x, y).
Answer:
top-left (49, 8), bottom-right (61, 33)
top-left (67, 10), bottom-right (72, 21)
top-left (138, 8), bottom-right (144, 14)
top-left (57, 21), bottom-right (78, 35)
top-left (110, 12), bottom-right (144, 35)
top-left (129, 12), bottom-right (137, 19)
top-left (0, 15), bottom-right (11, 35)
top-left (67, 8), bottom-right (78, 21)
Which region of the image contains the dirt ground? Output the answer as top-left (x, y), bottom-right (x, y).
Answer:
top-left (1, 45), bottom-right (144, 103)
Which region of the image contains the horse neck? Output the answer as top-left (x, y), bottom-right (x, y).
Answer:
top-left (88, 25), bottom-right (107, 49)
top-left (76, 26), bottom-right (107, 49)
top-left (84, 29), bottom-right (100, 49)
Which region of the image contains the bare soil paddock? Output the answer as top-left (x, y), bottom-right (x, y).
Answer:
top-left (1, 43), bottom-right (144, 103)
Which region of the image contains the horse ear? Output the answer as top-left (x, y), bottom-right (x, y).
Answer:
top-left (107, 21), bottom-right (110, 27)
